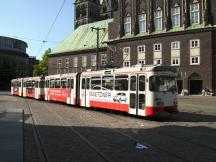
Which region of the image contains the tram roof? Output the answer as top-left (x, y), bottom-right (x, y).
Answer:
top-left (45, 73), bottom-right (78, 79)
top-left (81, 65), bottom-right (176, 76)
top-left (23, 76), bottom-right (44, 81)
top-left (11, 78), bottom-right (23, 82)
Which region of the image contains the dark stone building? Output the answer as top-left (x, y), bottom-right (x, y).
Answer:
top-left (74, 0), bottom-right (118, 28)
top-left (49, 0), bottom-right (216, 95)
top-left (0, 36), bottom-right (38, 90)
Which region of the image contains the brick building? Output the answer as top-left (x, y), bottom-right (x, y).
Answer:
top-left (0, 36), bottom-right (38, 90)
top-left (48, 0), bottom-right (216, 95)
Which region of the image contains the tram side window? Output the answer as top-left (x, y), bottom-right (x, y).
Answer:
top-left (82, 78), bottom-right (86, 89)
top-left (40, 81), bottom-right (45, 88)
top-left (50, 79), bottom-right (55, 88)
top-left (86, 78), bottom-right (90, 89)
top-left (61, 78), bottom-right (67, 88)
top-left (23, 82), bottom-right (26, 87)
top-left (55, 79), bottom-right (61, 88)
top-left (91, 77), bottom-right (101, 90)
top-left (115, 75), bottom-right (128, 91)
top-left (102, 76), bottom-right (114, 90)
top-left (130, 76), bottom-right (136, 91)
top-left (67, 79), bottom-right (74, 89)
top-left (139, 76), bottom-right (145, 91)
top-left (32, 81), bottom-right (36, 88)
top-left (45, 80), bottom-right (49, 88)
top-left (26, 81), bottom-right (31, 88)
top-left (35, 81), bottom-right (39, 88)
top-left (82, 78), bottom-right (90, 89)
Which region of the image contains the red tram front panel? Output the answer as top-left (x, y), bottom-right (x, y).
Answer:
top-left (11, 78), bottom-right (23, 96)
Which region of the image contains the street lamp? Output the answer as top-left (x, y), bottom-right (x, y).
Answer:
top-left (91, 27), bottom-right (106, 70)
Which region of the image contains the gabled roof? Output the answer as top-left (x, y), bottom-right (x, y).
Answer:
top-left (50, 19), bottom-right (113, 55)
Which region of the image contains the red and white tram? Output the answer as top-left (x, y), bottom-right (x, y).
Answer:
top-left (23, 76), bottom-right (45, 99)
top-left (11, 78), bottom-right (23, 96)
top-left (44, 73), bottom-right (78, 105)
top-left (80, 65), bottom-right (178, 117)
top-left (11, 65), bottom-right (178, 118)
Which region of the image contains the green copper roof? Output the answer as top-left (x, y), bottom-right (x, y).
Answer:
top-left (50, 19), bottom-right (113, 55)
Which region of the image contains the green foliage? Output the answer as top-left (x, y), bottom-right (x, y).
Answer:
top-left (33, 48), bottom-right (51, 76)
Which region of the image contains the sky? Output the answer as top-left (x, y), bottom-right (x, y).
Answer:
top-left (0, 0), bottom-right (74, 59)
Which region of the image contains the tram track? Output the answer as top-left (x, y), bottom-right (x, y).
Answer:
top-left (25, 99), bottom-right (110, 162)
top-left (25, 101), bottom-right (49, 162)
top-left (81, 110), bottom-right (191, 162)
top-left (42, 102), bottom-right (111, 162)
top-left (23, 98), bottom-right (216, 162)
top-left (42, 101), bottom-right (189, 162)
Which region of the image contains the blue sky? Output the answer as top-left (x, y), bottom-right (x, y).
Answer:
top-left (0, 0), bottom-right (74, 59)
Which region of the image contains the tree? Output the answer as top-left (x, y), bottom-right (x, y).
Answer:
top-left (33, 48), bottom-right (51, 76)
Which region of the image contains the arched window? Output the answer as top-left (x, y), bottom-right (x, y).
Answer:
top-left (138, 12), bottom-right (147, 33)
top-left (154, 7), bottom-right (163, 31)
top-left (190, 2), bottom-right (200, 24)
top-left (171, 3), bottom-right (180, 28)
top-left (124, 13), bottom-right (131, 34)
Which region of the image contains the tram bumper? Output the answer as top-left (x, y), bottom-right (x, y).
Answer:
top-left (145, 105), bottom-right (178, 117)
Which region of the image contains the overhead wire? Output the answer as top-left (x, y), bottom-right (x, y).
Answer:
top-left (0, 34), bottom-right (61, 43)
top-left (37, 0), bottom-right (67, 56)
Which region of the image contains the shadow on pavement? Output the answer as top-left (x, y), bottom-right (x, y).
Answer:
top-left (23, 120), bottom-right (216, 162)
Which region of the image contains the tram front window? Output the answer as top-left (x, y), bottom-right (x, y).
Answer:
top-left (149, 76), bottom-right (177, 92)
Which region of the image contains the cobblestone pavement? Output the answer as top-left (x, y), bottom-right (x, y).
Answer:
top-left (1, 92), bottom-right (216, 162)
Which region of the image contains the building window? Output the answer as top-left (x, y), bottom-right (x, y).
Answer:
top-left (190, 3), bottom-right (200, 24)
top-left (82, 56), bottom-right (87, 67)
top-left (154, 59), bottom-right (162, 65)
top-left (171, 5), bottom-right (180, 27)
top-left (171, 58), bottom-right (180, 66)
top-left (154, 43), bottom-right (162, 51)
top-left (154, 9), bottom-right (163, 31)
top-left (139, 13), bottom-right (147, 33)
top-left (64, 68), bottom-right (69, 73)
top-left (123, 47), bottom-right (130, 67)
top-left (91, 55), bottom-right (96, 66)
top-left (65, 58), bottom-right (69, 68)
top-left (171, 41), bottom-right (180, 50)
top-left (57, 63), bottom-right (61, 69)
top-left (123, 47), bottom-right (130, 54)
top-left (57, 59), bottom-right (62, 74)
top-left (190, 39), bottom-right (200, 48)
top-left (57, 59), bottom-right (62, 64)
top-left (73, 57), bottom-right (78, 67)
top-left (124, 16), bottom-right (131, 34)
top-left (101, 54), bottom-right (107, 66)
top-left (123, 61), bottom-right (130, 67)
top-left (110, 52), bottom-right (114, 63)
top-left (138, 45), bottom-right (145, 53)
top-left (138, 59), bottom-right (145, 65)
top-left (190, 56), bottom-right (200, 65)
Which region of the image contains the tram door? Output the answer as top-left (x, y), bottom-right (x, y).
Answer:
top-left (81, 77), bottom-right (90, 107)
top-left (129, 74), bottom-right (146, 116)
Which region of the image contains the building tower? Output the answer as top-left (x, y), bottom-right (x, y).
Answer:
top-left (74, 0), bottom-right (101, 29)
top-left (100, 0), bottom-right (118, 19)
